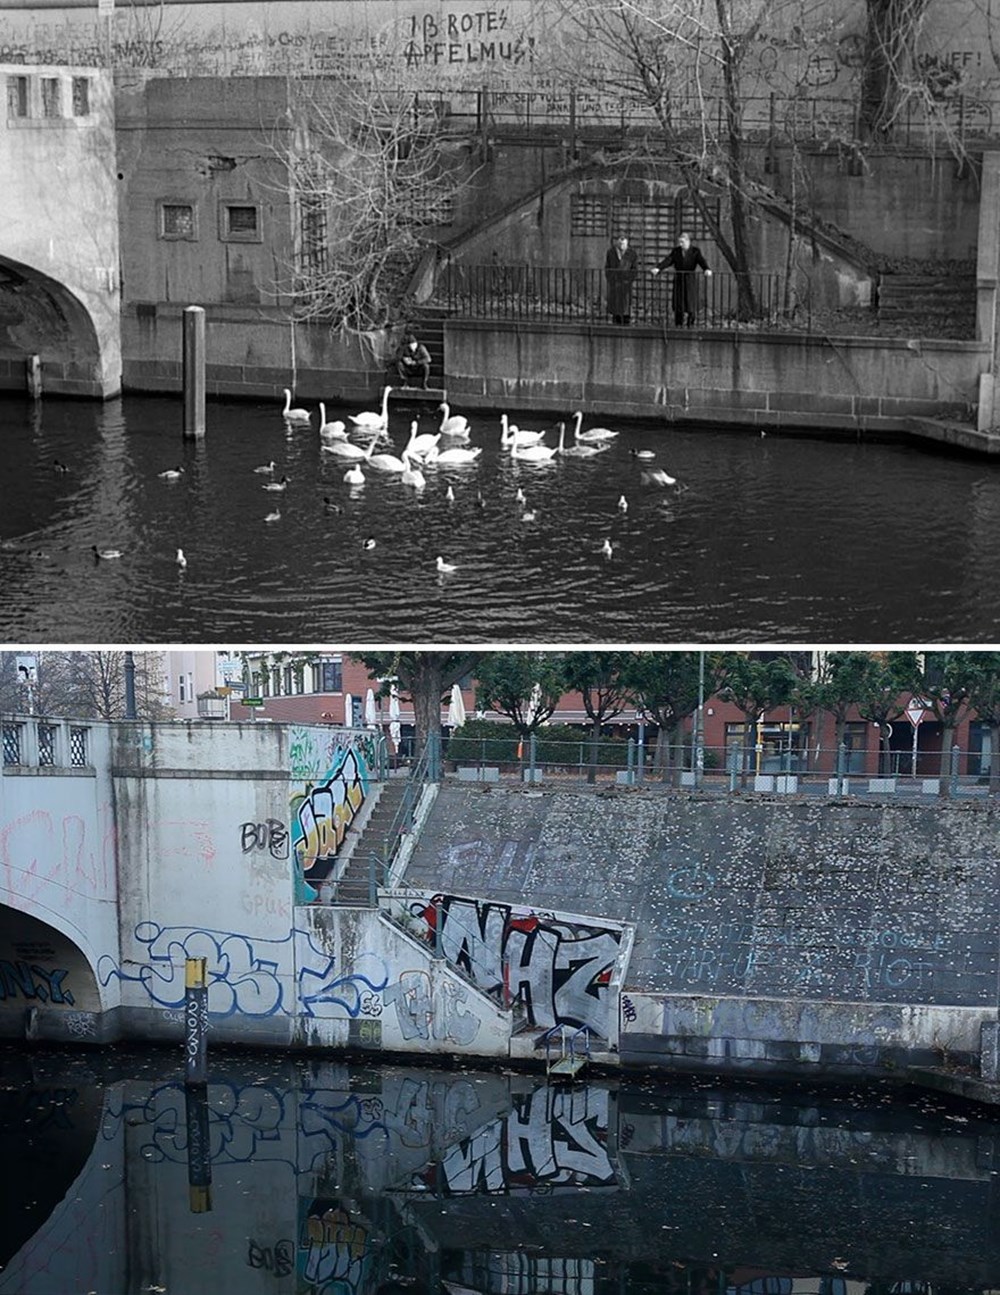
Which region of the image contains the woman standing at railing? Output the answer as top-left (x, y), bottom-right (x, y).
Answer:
top-left (652, 232), bottom-right (712, 326)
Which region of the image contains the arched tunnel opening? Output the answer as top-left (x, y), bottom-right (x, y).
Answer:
top-left (0, 257), bottom-right (105, 397)
top-left (0, 905), bottom-right (103, 1035)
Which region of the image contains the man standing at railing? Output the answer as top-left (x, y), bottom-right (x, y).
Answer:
top-left (605, 233), bottom-right (638, 325)
top-left (652, 232), bottom-right (712, 326)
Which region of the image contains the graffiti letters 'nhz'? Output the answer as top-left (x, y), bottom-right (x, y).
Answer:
top-left (293, 748), bottom-right (367, 885)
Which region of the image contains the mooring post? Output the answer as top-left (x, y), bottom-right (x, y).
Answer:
top-left (25, 355), bottom-right (41, 400)
top-left (184, 1083), bottom-right (213, 1213)
top-left (182, 305), bottom-right (206, 439)
top-left (184, 955), bottom-right (208, 1086)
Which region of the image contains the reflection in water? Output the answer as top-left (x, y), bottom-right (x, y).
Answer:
top-left (3, 393), bottom-right (1000, 640)
top-left (0, 1046), bottom-right (998, 1294)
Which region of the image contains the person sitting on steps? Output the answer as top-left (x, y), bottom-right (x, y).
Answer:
top-left (395, 332), bottom-right (432, 389)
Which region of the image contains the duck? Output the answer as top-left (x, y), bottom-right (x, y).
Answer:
top-left (264, 508), bottom-right (281, 523)
top-left (500, 413), bottom-right (546, 448)
top-left (401, 452), bottom-right (426, 489)
top-left (92, 545), bottom-right (122, 560)
top-left (631, 448), bottom-right (656, 461)
top-left (253, 460), bottom-right (276, 474)
top-left (343, 464), bottom-right (365, 486)
top-left (53, 459), bottom-right (70, 473)
top-left (282, 388), bottom-right (312, 424)
top-left (436, 555), bottom-right (458, 573)
top-left (572, 411), bottom-right (618, 443)
top-left (322, 497), bottom-right (342, 513)
top-left (641, 468), bottom-right (678, 487)
top-left (318, 403), bottom-right (347, 439)
top-left (617, 495), bottom-right (628, 512)
top-left (176, 547), bottom-right (187, 568)
top-left (349, 385), bottom-right (392, 433)
top-left (437, 402), bottom-right (471, 437)
top-left (363, 536), bottom-right (377, 550)
top-left (262, 475), bottom-right (289, 492)
top-left (157, 466), bottom-right (184, 480)
top-left (426, 441), bottom-right (482, 466)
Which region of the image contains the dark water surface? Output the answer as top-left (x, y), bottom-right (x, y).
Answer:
top-left (0, 1045), bottom-right (998, 1294)
top-left (3, 393), bottom-right (1000, 642)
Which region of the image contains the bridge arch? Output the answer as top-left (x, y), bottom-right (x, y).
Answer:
top-left (0, 902), bottom-right (110, 1039)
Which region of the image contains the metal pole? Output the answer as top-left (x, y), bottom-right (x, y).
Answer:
top-left (124, 651), bottom-right (137, 719)
top-left (695, 650), bottom-right (705, 787)
top-left (950, 743), bottom-right (961, 798)
top-left (182, 305), bottom-right (206, 439)
top-left (837, 741), bottom-right (847, 796)
top-left (184, 956), bottom-right (208, 1086)
top-left (637, 715), bottom-right (645, 785)
top-left (911, 719), bottom-right (919, 784)
top-left (529, 731), bottom-right (537, 782)
top-left (184, 1084), bottom-right (213, 1213)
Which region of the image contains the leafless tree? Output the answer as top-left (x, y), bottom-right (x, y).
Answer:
top-left (0, 651), bottom-right (172, 720)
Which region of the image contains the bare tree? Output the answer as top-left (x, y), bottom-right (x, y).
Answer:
top-left (272, 72), bottom-right (470, 333)
top-left (0, 651), bottom-right (172, 721)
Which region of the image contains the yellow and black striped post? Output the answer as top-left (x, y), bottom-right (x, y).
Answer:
top-left (184, 957), bottom-right (208, 1087)
top-left (184, 1084), bottom-right (213, 1213)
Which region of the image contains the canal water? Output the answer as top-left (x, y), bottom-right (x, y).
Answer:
top-left (1, 1044), bottom-right (998, 1295)
top-left (3, 393), bottom-right (1000, 642)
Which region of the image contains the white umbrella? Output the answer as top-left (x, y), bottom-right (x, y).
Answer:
top-left (364, 688), bottom-right (377, 727)
top-left (525, 681), bottom-right (542, 726)
top-left (447, 682), bottom-right (466, 730)
top-left (389, 685), bottom-right (401, 753)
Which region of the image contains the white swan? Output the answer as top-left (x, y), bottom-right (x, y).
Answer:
top-left (445, 485), bottom-right (455, 502)
top-left (350, 385), bottom-right (392, 433)
top-left (318, 403), bottom-right (347, 439)
top-left (572, 411), bottom-right (617, 443)
top-left (426, 440), bottom-right (482, 466)
top-left (364, 435), bottom-right (407, 473)
top-left (500, 413), bottom-right (546, 448)
top-left (401, 452), bottom-right (426, 489)
top-left (601, 539), bottom-right (613, 558)
top-left (642, 467), bottom-right (678, 487)
top-left (436, 556), bottom-right (458, 573)
top-left (344, 464), bottom-right (365, 486)
top-left (321, 437), bottom-right (368, 461)
top-left (504, 426), bottom-right (557, 463)
top-left (617, 495), bottom-right (628, 512)
top-left (438, 402), bottom-right (470, 437)
top-left (559, 419), bottom-right (606, 458)
top-left (264, 508), bottom-right (281, 523)
top-left (282, 388), bottom-right (311, 424)
top-left (404, 420), bottom-right (441, 460)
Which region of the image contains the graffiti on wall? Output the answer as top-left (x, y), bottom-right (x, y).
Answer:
top-left (0, 959), bottom-right (74, 1004)
top-left (296, 926), bottom-right (389, 1019)
top-left (404, 893), bottom-right (621, 1035)
top-left (290, 732), bottom-right (374, 899)
top-left (301, 1199), bottom-right (379, 1295)
top-left (383, 969), bottom-right (481, 1045)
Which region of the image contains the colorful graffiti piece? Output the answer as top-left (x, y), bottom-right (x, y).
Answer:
top-left (301, 1199), bottom-right (380, 1295)
top-left (406, 894), bottom-right (621, 1035)
top-left (291, 743), bottom-right (372, 897)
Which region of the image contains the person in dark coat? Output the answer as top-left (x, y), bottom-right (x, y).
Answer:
top-left (395, 332), bottom-right (432, 387)
top-left (605, 234), bottom-right (638, 324)
top-left (652, 232), bottom-right (713, 326)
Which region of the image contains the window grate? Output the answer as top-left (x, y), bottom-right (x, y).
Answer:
top-left (299, 194), bottom-right (328, 279)
top-left (161, 203), bottom-right (195, 239)
top-left (2, 725), bottom-right (22, 766)
top-left (570, 195), bottom-right (610, 237)
top-left (41, 77), bottom-right (61, 119)
top-left (38, 725), bottom-right (56, 767)
top-left (72, 77), bottom-right (90, 116)
top-left (69, 726), bottom-right (88, 767)
top-left (7, 75), bottom-right (28, 119)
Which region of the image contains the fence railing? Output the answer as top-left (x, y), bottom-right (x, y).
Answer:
top-left (435, 264), bottom-right (783, 327)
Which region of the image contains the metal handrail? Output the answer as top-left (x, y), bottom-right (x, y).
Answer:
top-left (368, 735), bottom-right (439, 904)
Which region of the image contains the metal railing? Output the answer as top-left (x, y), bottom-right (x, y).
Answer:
top-left (368, 734), bottom-right (440, 904)
top-left (436, 264), bottom-right (783, 328)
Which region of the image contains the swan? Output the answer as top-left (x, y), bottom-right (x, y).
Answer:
top-left (401, 452), bottom-right (426, 489)
top-left (500, 413), bottom-right (546, 447)
top-left (350, 385), bottom-right (392, 433)
top-left (253, 461), bottom-right (276, 474)
top-left (364, 435), bottom-right (407, 473)
top-left (92, 545), bottom-right (122, 560)
top-left (617, 495), bottom-right (628, 511)
top-left (318, 403), bottom-right (347, 439)
top-left (642, 468), bottom-right (678, 487)
top-left (321, 437), bottom-right (368, 461)
top-left (282, 388), bottom-right (311, 424)
top-left (572, 411), bottom-right (617, 443)
top-left (427, 441), bottom-right (482, 466)
top-left (262, 475), bottom-right (289, 492)
top-left (436, 556), bottom-right (458, 572)
top-left (176, 547), bottom-right (187, 568)
top-left (404, 420), bottom-right (441, 460)
top-left (264, 508), bottom-right (281, 523)
top-left (437, 402), bottom-right (470, 437)
top-left (158, 466), bottom-right (184, 480)
top-left (521, 509), bottom-right (538, 523)
top-left (504, 427), bottom-right (557, 463)
top-left (344, 464), bottom-right (365, 486)
top-left (558, 420), bottom-right (606, 458)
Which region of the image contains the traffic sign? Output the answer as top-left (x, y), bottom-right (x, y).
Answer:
top-left (905, 697), bottom-right (926, 726)
top-left (242, 696), bottom-right (264, 707)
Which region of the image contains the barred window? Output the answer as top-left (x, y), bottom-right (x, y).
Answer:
top-left (220, 203), bottom-right (261, 242)
top-left (38, 724), bottom-right (57, 767)
top-left (72, 77), bottom-right (90, 116)
top-left (69, 727), bottom-right (88, 767)
top-left (405, 186), bottom-right (454, 227)
top-left (41, 77), bottom-right (61, 118)
top-left (2, 724), bottom-right (22, 766)
top-left (299, 194), bottom-right (328, 279)
top-left (7, 75), bottom-right (28, 119)
top-left (570, 195), bottom-right (610, 237)
top-left (160, 202), bottom-right (197, 240)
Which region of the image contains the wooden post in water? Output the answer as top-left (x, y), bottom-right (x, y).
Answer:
top-left (184, 956), bottom-right (208, 1086)
top-left (182, 305), bottom-right (206, 439)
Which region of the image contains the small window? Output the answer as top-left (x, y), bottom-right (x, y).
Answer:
top-left (69, 727), bottom-right (88, 768)
top-left (320, 660), bottom-right (343, 693)
top-left (179, 675), bottom-right (186, 703)
top-left (7, 75), bottom-right (29, 119)
top-left (38, 725), bottom-right (57, 767)
top-left (220, 203), bottom-right (262, 243)
top-left (71, 77), bottom-right (90, 117)
top-left (571, 195), bottom-right (610, 237)
top-left (160, 202), bottom-right (197, 240)
top-left (2, 724), bottom-right (22, 766)
top-left (41, 78), bottom-right (61, 119)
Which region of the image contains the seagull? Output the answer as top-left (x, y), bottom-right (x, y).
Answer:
top-left (253, 461), bottom-right (276, 474)
top-left (363, 536), bottom-right (377, 550)
top-left (445, 485), bottom-right (455, 502)
top-left (158, 466), bottom-right (184, 480)
top-left (262, 476), bottom-right (289, 492)
top-left (601, 539), bottom-right (613, 558)
top-left (436, 556), bottom-right (458, 573)
top-left (176, 547), bottom-right (187, 568)
top-left (92, 546), bottom-right (122, 560)
top-left (264, 508), bottom-right (281, 523)
top-left (516, 488), bottom-right (527, 504)
top-left (617, 495), bottom-right (628, 512)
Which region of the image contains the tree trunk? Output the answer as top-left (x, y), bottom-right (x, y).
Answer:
top-left (939, 721), bottom-right (955, 798)
top-left (587, 715), bottom-right (601, 785)
top-left (408, 657), bottom-right (444, 762)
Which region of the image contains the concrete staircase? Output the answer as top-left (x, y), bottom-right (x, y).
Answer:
top-left (331, 776), bottom-right (413, 905)
top-left (877, 272), bottom-right (976, 336)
